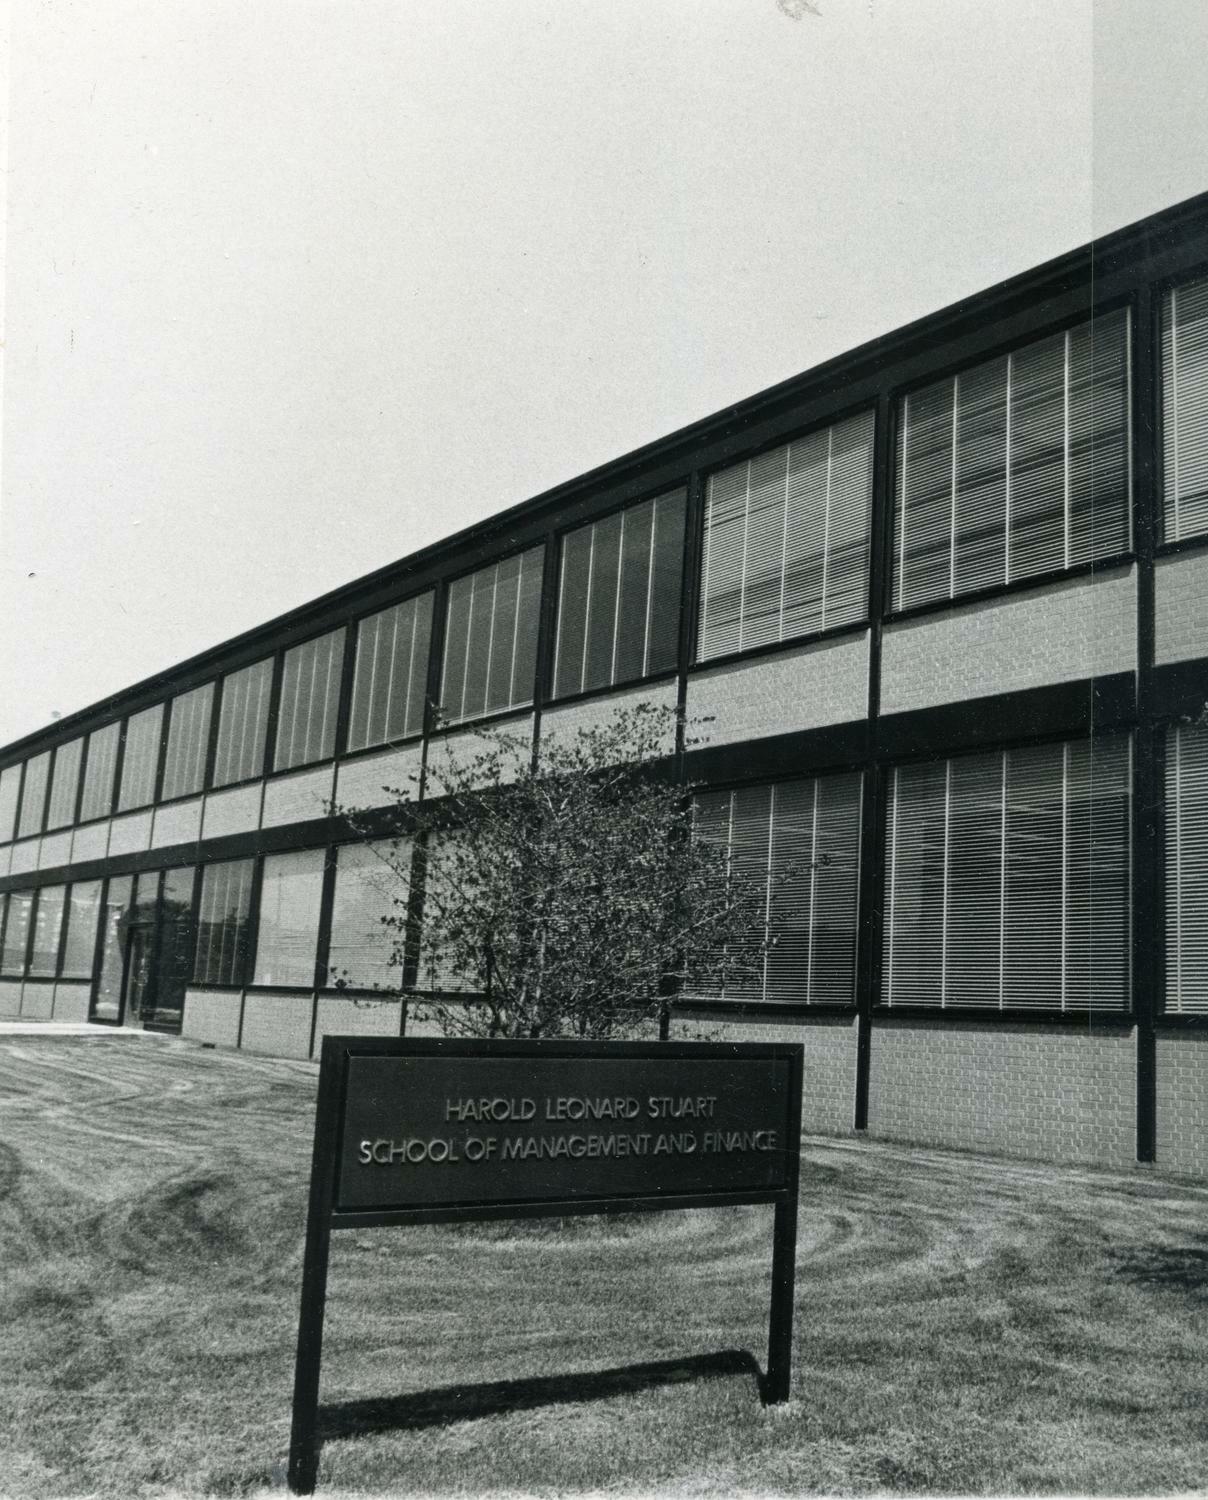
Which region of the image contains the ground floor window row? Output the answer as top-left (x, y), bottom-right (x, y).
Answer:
top-left (4, 720), bottom-right (1208, 1024)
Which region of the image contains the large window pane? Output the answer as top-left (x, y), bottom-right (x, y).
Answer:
top-left (152, 867), bottom-right (197, 1028)
top-left (161, 684), bottom-right (214, 801)
top-left (1166, 721), bottom-right (1208, 1014)
top-left (883, 736), bottom-right (1131, 1012)
top-left (46, 739), bottom-right (84, 830)
top-left (93, 875), bottom-right (134, 1021)
top-left (61, 880), bottom-right (103, 980)
top-left (1, 890), bottom-right (33, 974)
top-left (327, 841), bottom-right (408, 991)
top-left (0, 764), bottom-right (20, 842)
top-left (18, 752), bottom-right (51, 838)
top-left (1163, 274), bottom-right (1208, 542)
top-left (274, 629), bottom-right (345, 771)
top-left (28, 886), bottom-right (67, 977)
top-left (253, 849), bottom-right (325, 986)
top-left (439, 548), bottom-right (544, 725)
top-left (691, 772), bottom-right (862, 1006)
top-left (348, 593), bottom-right (433, 751)
top-left (213, 658), bottom-right (273, 787)
top-left (553, 490), bottom-right (686, 698)
top-left (698, 413), bottom-right (873, 662)
top-left (79, 722), bottom-right (120, 823)
top-left (894, 309), bottom-right (1131, 610)
top-left (118, 705), bottom-right (164, 812)
top-left (194, 859), bottom-right (254, 986)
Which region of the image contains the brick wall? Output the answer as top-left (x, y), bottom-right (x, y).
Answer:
top-left (312, 994), bottom-right (401, 1057)
top-left (51, 983), bottom-right (92, 1022)
top-left (238, 991), bottom-right (314, 1058)
top-left (686, 631), bottom-right (870, 748)
top-left (867, 1018), bottom-right (1136, 1167)
top-left (540, 678), bottom-right (678, 754)
top-left (880, 566), bottom-right (1137, 716)
top-left (1155, 550), bottom-right (1208, 665)
top-left (671, 1011), bottom-right (858, 1135)
top-left (182, 989), bottom-right (241, 1048)
top-left (1156, 1031), bottom-right (1208, 1177)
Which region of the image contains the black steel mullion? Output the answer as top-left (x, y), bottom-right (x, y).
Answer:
top-left (313, 846), bottom-right (339, 992)
top-left (853, 763), bottom-right (885, 1131)
top-left (53, 882), bottom-right (73, 979)
top-left (419, 579), bottom-right (449, 802)
top-left (332, 620), bottom-right (360, 762)
top-left (244, 855), bottom-right (266, 989)
top-left (86, 878), bottom-right (112, 1018)
top-left (530, 533), bottom-right (559, 770)
top-left (262, 649), bottom-right (287, 779)
top-left (110, 717), bottom-right (129, 818)
top-left (202, 677), bottom-right (225, 793)
top-left (676, 471), bottom-right (705, 765)
top-left (151, 702), bottom-right (171, 808)
top-left (40, 747), bottom-right (57, 836)
top-left (71, 738), bottom-right (88, 828)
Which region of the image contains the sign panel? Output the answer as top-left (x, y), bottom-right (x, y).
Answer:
top-left (338, 1050), bottom-right (795, 1213)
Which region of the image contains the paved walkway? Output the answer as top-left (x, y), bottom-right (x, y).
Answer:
top-left (0, 1020), bottom-right (169, 1036)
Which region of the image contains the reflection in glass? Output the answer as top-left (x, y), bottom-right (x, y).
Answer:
top-left (61, 881), bottom-right (103, 981)
top-left (254, 849), bottom-right (324, 987)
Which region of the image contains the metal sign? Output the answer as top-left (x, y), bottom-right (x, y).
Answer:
top-left (288, 1036), bottom-right (803, 1494)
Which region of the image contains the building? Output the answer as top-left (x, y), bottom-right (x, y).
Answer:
top-left (2, 193), bottom-right (1207, 1178)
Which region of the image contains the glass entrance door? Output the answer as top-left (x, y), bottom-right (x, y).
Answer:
top-left (121, 924), bottom-right (155, 1028)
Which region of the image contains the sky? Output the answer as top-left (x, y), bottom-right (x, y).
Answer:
top-left (2, 0), bottom-right (1207, 749)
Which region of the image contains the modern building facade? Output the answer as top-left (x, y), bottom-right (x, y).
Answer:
top-left (2, 193), bottom-right (1207, 1177)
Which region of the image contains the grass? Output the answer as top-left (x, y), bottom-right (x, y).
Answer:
top-left (0, 1034), bottom-right (1206, 1499)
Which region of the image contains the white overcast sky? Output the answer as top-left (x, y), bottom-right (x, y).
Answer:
top-left (1, 0), bottom-right (1206, 748)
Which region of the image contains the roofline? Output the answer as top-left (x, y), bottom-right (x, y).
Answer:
top-left (5, 186), bottom-right (1208, 760)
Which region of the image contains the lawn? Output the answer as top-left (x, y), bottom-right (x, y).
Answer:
top-left (0, 1033), bottom-right (1206, 1499)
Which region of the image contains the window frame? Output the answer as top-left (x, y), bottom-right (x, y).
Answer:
top-left (342, 588), bottom-right (436, 760)
top-left (269, 626), bottom-right (348, 778)
top-left (1155, 260), bottom-right (1208, 559)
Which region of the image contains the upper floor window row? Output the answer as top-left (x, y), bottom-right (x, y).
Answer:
top-left (894, 308), bottom-right (1132, 612)
top-left (1163, 272), bottom-right (1208, 544)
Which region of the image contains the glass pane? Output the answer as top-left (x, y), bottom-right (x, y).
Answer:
top-left (194, 860), bottom-right (254, 985)
top-left (93, 876), bottom-right (134, 1021)
top-left (348, 593), bottom-right (434, 751)
top-left (328, 842), bottom-right (408, 991)
top-left (61, 880), bottom-right (103, 980)
top-left (1, 891), bottom-right (33, 974)
top-left (18, 752), bottom-right (51, 838)
top-left (161, 684), bottom-right (214, 801)
top-left (212, 658), bottom-right (273, 787)
top-left (0, 764), bottom-right (21, 843)
top-left (46, 739), bottom-right (84, 830)
top-left (118, 705), bottom-right (164, 812)
top-left (151, 867), bottom-right (197, 1028)
top-left (275, 630), bottom-right (344, 771)
top-left (28, 886), bottom-right (67, 977)
top-left (80, 722), bottom-right (120, 822)
top-left (253, 849), bottom-right (325, 987)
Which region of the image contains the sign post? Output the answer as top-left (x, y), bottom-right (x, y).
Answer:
top-left (288, 1036), bottom-right (803, 1495)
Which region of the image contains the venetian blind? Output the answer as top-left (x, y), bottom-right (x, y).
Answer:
top-left (698, 411), bottom-right (874, 661)
top-left (118, 705), bottom-right (164, 812)
top-left (0, 765), bottom-right (20, 842)
top-left (1166, 721), bottom-right (1208, 1014)
top-left (884, 735), bottom-right (1131, 1011)
top-left (45, 740), bottom-right (84, 830)
top-left (1162, 275), bottom-right (1208, 542)
top-left (212, 658), bottom-right (273, 787)
top-left (161, 684), bottom-right (214, 801)
top-left (17, 752), bottom-right (51, 838)
top-left (79, 722), bottom-right (120, 823)
top-left (274, 629), bottom-right (345, 772)
top-left (440, 548), bottom-right (544, 725)
top-left (692, 772), bottom-right (863, 1006)
top-left (553, 490), bottom-right (686, 698)
top-left (348, 593), bottom-right (433, 751)
top-left (193, 859), bottom-right (254, 986)
top-left (894, 309), bottom-right (1131, 610)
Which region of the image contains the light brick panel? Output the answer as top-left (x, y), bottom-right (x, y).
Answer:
top-left (687, 631), bottom-right (870, 748)
top-left (1155, 550), bottom-right (1208, 666)
top-left (19, 984), bottom-right (54, 1020)
top-left (671, 1012), bottom-right (857, 1135)
top-left (0, 981), bottom-right (21, 1017)
top-left (238, 991), bottom-right (314, 1059)
top-left (868, 1018), bottom-right (1136, 1168)
top-left (880, 566), bottom-right (1137, 716)
top-left (312, 995), bottom-right (402, 1057)
top-left (540, 678), bottom-right (679, 755)
top-left (52, 983), bottom-right (92, 1022)
top-left (182, 989), bottom-right (242, 1049)
top-left (1156, 1032), bottom-right (1208, 1178)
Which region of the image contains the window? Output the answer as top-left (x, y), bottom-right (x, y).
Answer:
top-left (212, 658), bottom-right (273, 788)
top-left (348, 593), bottom-right (433, 751)
top-left (194, 859), bottom-right (254, 986)
top-left (61, 881), bottom-right (103, 980)
top-left (884, 735), bottom-right (1131, 1011)
top-left (1166, 721), bottom-right (1208, 1014)
top-left (327, 841), bottom-right (407, 991)
top-left (118, 705), bottom-right (164, 812)
top-left (274, 629), bottom-right (345, 772)
top-left (46, 740), bottom-right (84, 830)
top-left (28, 886), bottom-right (67, 977)
top-left (80, 722), bottom-right (120, 823)
top-left (1162, 275), bottom-right (1208, 542)
top-left (439, 548), bottom-right (543, 725)
top-left (17, 752), bottom-right (51, 838)
top-left (894, 309), bottom-right (1131, 611)
top-left (153, 867), bottom-right (198, 1027)
top-left (161, 684), bottom-right (214, 801)
top-left (1, 891), bottom-right (32, 974)
top-left (253, 849), bottom-right (325, 987)
top-left (699, 413), bottom-right (873, 661)
top-left (0, 765), bottom-right (20, 842)
top-left (94, 875), bottom-right (134, 1021)
top-left (554, 490), bottom-right (686, 697)
top-left (692, 773), bottom-right (863, 1006)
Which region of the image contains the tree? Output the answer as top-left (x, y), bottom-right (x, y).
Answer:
top-left (337, 702), bottom-right (777, 1040)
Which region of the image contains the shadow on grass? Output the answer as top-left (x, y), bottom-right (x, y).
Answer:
top-left (1111, 1234), bottom-right (1208, 1297)
top-left (320, 1348), bottom-right (763, 1443)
